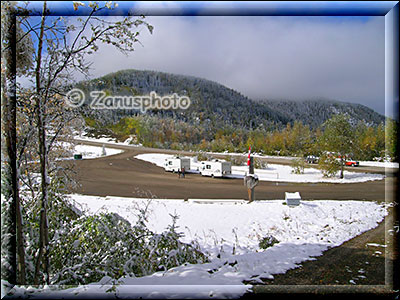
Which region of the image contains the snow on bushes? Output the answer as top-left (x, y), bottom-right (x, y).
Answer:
top-left (258, 235), bottom-right (279, 250)
top-left (16, 189), bottom-right (207, 285)
top-left (50, 211), bottom-right (206, 285)
top-left (290, 157), bottom-right (306, 174)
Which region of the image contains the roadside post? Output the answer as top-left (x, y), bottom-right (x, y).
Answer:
top-left (244, 148), bottom-right (259, 202)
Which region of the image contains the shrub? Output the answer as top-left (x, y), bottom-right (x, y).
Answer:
top-left (254, 158), bottom-right (268, 169)
top-left (291, 157), bottom-right (306, 174)
top-left (197, 152), bottom-right (212, 161)
top-left (224, 155), bottom-right (247, 166)
top-left (258, 235), bottom-right (279, 250)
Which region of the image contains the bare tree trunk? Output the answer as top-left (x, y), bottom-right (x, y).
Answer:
top-left (340, 157), bottom-right (344, 179)
top-left (1, 5), bottom-right (27, 285)
top-left (1, 7), bottom-right (17, 285)
top-left (34, 110), bottom-right (51, 284)
top-left (33, 1), bottom-right (50, 285)
top-left (16, 160), bottom-right (26, 286)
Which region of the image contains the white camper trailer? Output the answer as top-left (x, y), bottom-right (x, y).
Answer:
top-left (164, 157), bottom-right (191, 173)
top-left (200, 160), bottom-right (231, 178)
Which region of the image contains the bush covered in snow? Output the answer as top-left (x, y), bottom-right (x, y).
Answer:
top-left (17, 184), bottom-right (207, 285)
top-left (254, 158), bottom-right (268, 169)
top-left (224, 155), bottom-right (247, 166)
top-left (290, 157), bottom-right (306, 174)
top-left (197, 152), bottom-right (212, 162)
top-left (258, 235), bottom-right (279, 250)
top-left (50, 211), bottom-right (207, 285)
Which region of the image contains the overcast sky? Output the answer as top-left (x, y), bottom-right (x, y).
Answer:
top-left (85, 15), bottom-right (386, 116)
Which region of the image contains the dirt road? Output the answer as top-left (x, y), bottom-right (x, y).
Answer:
top-left (69, 141), bottom-right (395, 202)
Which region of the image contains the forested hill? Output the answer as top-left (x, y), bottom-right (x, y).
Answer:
top-left (78, 69), bottom-right (384, 129)
top-left (261, 99), bottom-right (385, 128)
top-left (77, 69), bottom-right (289, 130)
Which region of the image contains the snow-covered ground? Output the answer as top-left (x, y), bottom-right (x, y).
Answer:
top-left (135, 153), bottom-right (385, 183)
top-left (205, 150), bottom-right (296, 161)
top-left (72, 144), bottom-right (123, 159)
top-left (6, 192), bottom-right (389, 298)
top-left (202, 151), bottom-right (399, 169)
top-left (73, 132), bottom-right (142, 147)
top-left (358, 161), bottom-right (399, 169)
top-left (205, 151), bottom-right (399, 168)
top-left (22, 194), bottom-right (386, 299)
top-left (60, 142), bottom-right (123, 160)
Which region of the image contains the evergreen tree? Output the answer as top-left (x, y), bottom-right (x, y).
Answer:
top-left (319, 114), bottom-right (355, 179)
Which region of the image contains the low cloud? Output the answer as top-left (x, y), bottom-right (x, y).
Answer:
top-left (85, 16), bottom-right (385, 115)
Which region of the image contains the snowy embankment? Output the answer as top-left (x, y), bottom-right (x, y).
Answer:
top-left (60, 142), bottom-right (123, 160)
top-left (135, 153), bottom-right (385, 183)
top-left (358, 161), bottom-right (399, 169)
top-left (73, 132), bottom-right (142, 147)
top-left (22, 194), bottom-right (386, 299)
top-left (72, 144), bottom-right (123, 159)
top-left (206, 151), bottom-right (399, 169)
top-left (209, 152), bottom-right (399, 169)
top-left (206, 150), bottom-right (296, 161)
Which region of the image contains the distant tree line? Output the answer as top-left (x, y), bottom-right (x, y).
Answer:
top-left (85, 113), bottom-right (398, 162)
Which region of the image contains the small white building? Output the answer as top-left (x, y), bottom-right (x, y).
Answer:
top-left (164, 157), bottom-right (191, 173)
top-left (200, 159), bottom-right (232, 178)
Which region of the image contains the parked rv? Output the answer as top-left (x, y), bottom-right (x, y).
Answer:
top-left (200, 159), bottom-right (232, 178)
top-left (164, 157), bottom-right (191, 173)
